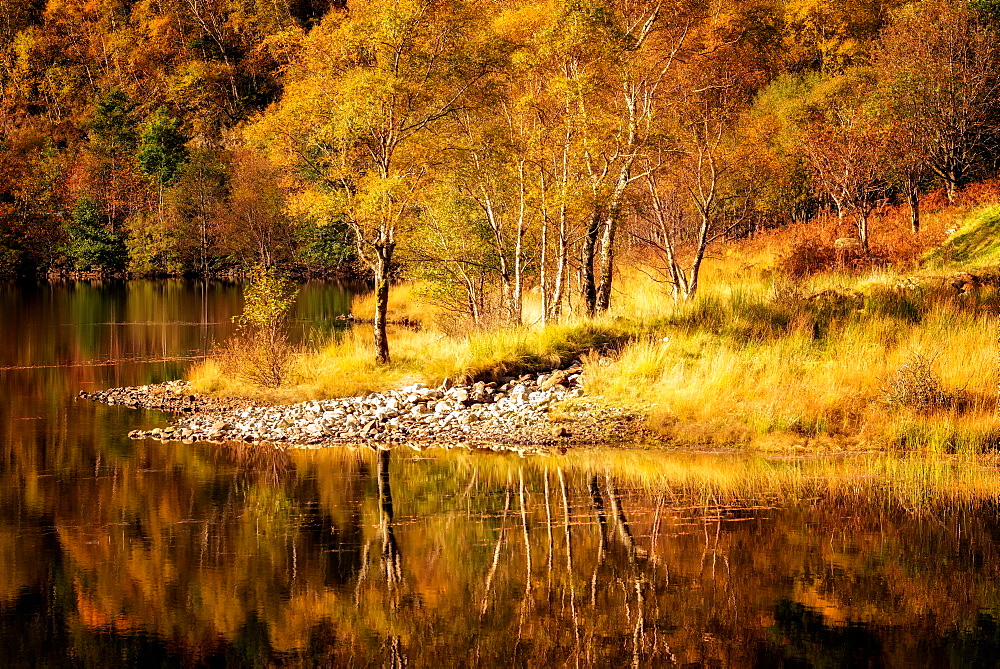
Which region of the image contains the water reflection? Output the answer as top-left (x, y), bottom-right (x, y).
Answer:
top-left (3, 281), bottom-right (1000, 665)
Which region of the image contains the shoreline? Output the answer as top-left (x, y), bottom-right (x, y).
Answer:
top-left (80, 368), bottom-right (658, 453)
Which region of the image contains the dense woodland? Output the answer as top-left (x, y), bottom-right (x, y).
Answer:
top-left (3, 1), bottom-right (1000, 332)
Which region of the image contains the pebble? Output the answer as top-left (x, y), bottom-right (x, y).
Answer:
top-left (92, 362), bottom-right (652, 450)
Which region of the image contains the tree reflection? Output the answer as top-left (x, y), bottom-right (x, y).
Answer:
top-left (5, 434), bottom-right (1000, 665)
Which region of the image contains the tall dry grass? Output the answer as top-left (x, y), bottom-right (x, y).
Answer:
top-left (190, 316), bottom-right (635, 400)
top-left (191, 184), bottom-right (1000, 451)
top-left (585, 265), bottom-right (1000, 451)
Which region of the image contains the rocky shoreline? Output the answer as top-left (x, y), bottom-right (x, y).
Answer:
top-left (79, 366), bottom-right (655, 453)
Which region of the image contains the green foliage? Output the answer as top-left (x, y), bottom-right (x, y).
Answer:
top-left (89, 89), bottom-right (137, 154)
top-left (62, 198), bottom-right (126, 272)
top-left (972, 0), bottom-right (1000, 21)
top-left (925, 204), bottom-right (1000, 267)
top-left (296, 220), bottom-right (354, 270)
top-left (235, 266), bottom-right (298, 331)
top-left (124, 212), bottom-right (185, 275)
top-left (137, 108), bottom-right (188, 185)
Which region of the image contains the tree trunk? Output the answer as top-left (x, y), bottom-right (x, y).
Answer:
top-left (551, 222), bottom-right (566, 321)
top-left (946, 171), bottom-right (960, 203)
top-left (906, 177), bottom-right (920, 234)
top-left (540, 171), bottom-right (549, 323)
top-left (581, 209), bottom-right (602, 316)
top-left (856, 211), bottom-right (869, 250)
top-left (684, 213), bottom-right (712, 300)
top-left (512, 161), bottom-right (526, 325)
top-left (373, 242), bottom-right (394, 365)
top-left (595, 214), bottom-right (616, 312)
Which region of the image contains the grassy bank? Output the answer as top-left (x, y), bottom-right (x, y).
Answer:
top-left (191, 186), bottom-right (1000, 451)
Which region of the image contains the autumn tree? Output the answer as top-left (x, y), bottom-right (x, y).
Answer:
top-left (554, 0), bottom-right (696, 315)
top-left (634, 64), bottom-right (754, 300)
top-left (214, 151), bottom-right (297, 269)
top-left (165, 148), bottom-right (229, 273)
top-left (410, 187), bottom-right (496, 326)
top-left (877, 0), bottom-right (1000, 202)
top-left (450, 107), bottom-right (542, 325)
top-left (781, 0), bottom-right (897, 73)
top-left (792, 70), bottom-right (889, 248)
top-left (253, 0), bottom-right (492, 363)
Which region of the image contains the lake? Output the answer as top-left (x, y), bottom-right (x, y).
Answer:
top-left (3, 280), bottom-right (1000, 667)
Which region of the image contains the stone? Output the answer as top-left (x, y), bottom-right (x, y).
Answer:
top-left (434, 401), bottom-right (451, 414)
top-left (510, 384), bottom-right (529, 403)
top-left (540, 369), bottom-right (571, 391)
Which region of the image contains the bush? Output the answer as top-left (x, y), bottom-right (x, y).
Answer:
top-left (882, 353), bottom-right (966, 412)
top-left (220, 266), bottom-right (298, 388)
top-left (780, 238), bottom-right (889, 278)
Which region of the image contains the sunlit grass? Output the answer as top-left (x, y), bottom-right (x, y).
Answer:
top-left (583, 266), bottom-right (1000, 450)
top-left (192, 189), bottom-right (1000, 451)
top-left (192, 316), bottom-right (636, 400)
top-left (192, 261), bottom-right (1000, 449)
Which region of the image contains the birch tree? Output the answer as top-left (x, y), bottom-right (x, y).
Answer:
top-left (252, 0), bottom-right (490, 363)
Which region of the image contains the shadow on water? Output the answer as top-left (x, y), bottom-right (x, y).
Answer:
top-left (5, 281), bottom-right (1000, 665)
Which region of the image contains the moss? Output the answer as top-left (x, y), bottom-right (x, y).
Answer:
top-left (925, 204), bottom-right (1000, 268)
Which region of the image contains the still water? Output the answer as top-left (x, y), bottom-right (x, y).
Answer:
top-left (4, 281), bottom-right (1000, 667)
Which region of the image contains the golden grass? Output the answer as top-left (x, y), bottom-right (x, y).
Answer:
top-left (583, 265), bottom-right (1000, 451)
top-left (191, 316), bottom-right (634, 400)
top-left (194, 260), bottom-right (1000, 452)
top-left (192, 186), bottom-right (1000, 451)
top-left (350, 281), bottom-right (441, 327)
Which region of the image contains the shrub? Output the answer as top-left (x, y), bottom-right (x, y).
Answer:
top-left (882, 353), bottom-right (966, 412)
top-left (220, 266), bottom-right (299, 388)
top-left (780, 238), bottom-right (889, 278)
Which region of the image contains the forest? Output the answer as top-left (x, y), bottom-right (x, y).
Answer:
top-left (2, 0), bottom-right (996, 295)
top-left (10, 0), bottom-right (1000, 452)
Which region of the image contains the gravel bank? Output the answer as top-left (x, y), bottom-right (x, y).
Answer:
top-left (81, 366), bottom-right (654, 452)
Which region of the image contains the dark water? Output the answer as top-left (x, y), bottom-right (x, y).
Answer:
top-left (4, 281), bottom-right (1000, 667)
